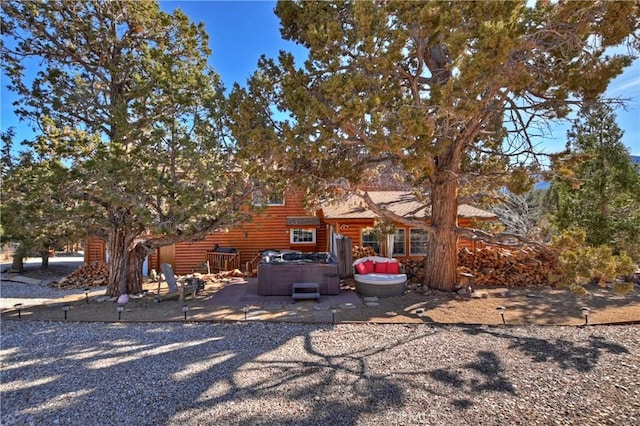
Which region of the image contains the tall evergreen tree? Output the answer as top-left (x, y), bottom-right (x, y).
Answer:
top-left (1, 0), bottom-right (252, 296)
top-left (1, 129), bottom-right (82, 271)
top-left (229, 1), bottom-right (639, 291)
top-left (549, 102), bottom-right (640, 259)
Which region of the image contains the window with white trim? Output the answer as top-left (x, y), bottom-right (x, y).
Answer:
top-left (290, 228), bottom-right (316, 244)
top-left (393, 228), bottom-right (406, 256)
top-left (409, 228), bottom-right (429, 255)
top-left (361, 229), bottom-right (380, 254)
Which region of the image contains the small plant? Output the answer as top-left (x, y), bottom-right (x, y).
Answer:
top-left (550, 228), bottom-right (636, 293)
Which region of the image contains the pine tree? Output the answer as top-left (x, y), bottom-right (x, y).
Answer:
top-left (1, 1), bottom-right (253, 295)
top-left (550, 102), bottom-right (640, 259)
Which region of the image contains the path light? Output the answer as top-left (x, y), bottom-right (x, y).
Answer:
top-left (182, 304), bottom-right (189, 321)
top-left (142, 290), bottom-right (149, 308)
top-left (496, 306), bottom-right (506, 324)
top-left (83, 288), bottom-right (90, 304)
top-left (242, 306), bottom-right (249, 321)
top-left (117, 304), bottom-right (124, 321)
top-left (331, 307), bottom-right (337, 323)
top-left (581, 307), bottom-right (590, 325)
top-left (62, 304), bottom-right (70, 320)
top-left (14, 303), bottom-right (22, 319)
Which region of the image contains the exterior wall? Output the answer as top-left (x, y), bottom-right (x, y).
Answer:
top-left (325, 216), bottom-right (484, 260)
top-left (84, 237), bottom-right (106, 264)
top-left (155, 189), bottom-right (327, 275)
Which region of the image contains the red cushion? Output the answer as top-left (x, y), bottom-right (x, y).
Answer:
top-left (387, 262), bottom-right (400, 274)
top-left (355, 262), bottom-right (367, 275)
top-left (363, 260), bottom-right (375, 274)
top-left (374, 262), bottom-right (388, 273)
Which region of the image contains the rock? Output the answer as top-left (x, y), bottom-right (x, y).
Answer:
top-left (339, 303), bottom-right (356, 309)
top-left (470, 290), bottom-right (489, 299)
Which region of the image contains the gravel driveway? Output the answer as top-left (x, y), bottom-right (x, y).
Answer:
top-left (1, 321), bottom-right (639, 425)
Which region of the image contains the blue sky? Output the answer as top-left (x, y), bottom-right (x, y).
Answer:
top-left (1, 0), bottom-right (639, 155)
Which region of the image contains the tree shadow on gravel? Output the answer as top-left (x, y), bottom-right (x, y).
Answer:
top-left (0, 322), bottom-right (440, 426)
top-left (461, 326), bottom-right (630, 372)
top-left (429, 350), bottom-right (516, 411)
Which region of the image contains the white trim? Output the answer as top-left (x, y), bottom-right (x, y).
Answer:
top-left (290, 228), bottom-right (316, 244)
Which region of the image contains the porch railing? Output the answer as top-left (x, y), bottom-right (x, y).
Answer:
top-left (206, 251), bottom-right (242, 273)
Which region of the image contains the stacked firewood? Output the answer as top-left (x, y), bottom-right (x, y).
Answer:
top-left (402, 246), bottom-right (561, 287)
top-left (51, 262), bottom-right (109, 289)
top-left (458, 246), bottom-right (560, 287)
top-left (352, 245), bottom-right (376, 259)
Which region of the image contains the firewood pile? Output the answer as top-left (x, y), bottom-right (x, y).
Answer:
top-left (402, 246), bottom-right (561, 287)
top-left (352, 245), bottom-right (376, 259)
top-left (51, 262), bottom-right (109, 289)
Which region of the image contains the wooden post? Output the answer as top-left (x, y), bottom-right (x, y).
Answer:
top-left (336, 236), bottom-right (353, 279)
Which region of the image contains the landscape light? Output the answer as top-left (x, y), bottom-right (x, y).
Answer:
top-left (581, 307), bottom-right (590, 325)
top-left (182, 304), bottom-right (189, 321)
top-left (117, 304), bottom-right (124, 321)
top-left (84, 288), bottom-right (90, 304)
top-left (242, 306), bottom-right (249, 321)
top-left (496, 306), bottom-right (506, 324)
top-left (142, 290), bottom-right (149, 308)
top-left (330, 307), bottom-right (337, 323)
top-left (14, 303), bottom-right (23, 319)
top-left (62, 304), bottom-right (70, 320)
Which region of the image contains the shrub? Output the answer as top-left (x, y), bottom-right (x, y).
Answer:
top-left (550, 228), bottom-right (637, 293)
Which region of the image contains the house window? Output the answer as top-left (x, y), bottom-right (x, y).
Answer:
top-left (393, 228), bottom-right (406, 256)
top-left (252, 189), bottom-right (285, 206)
top-left (290, 228), bottom-right (316, 244)
top-left (409, 229), bottom-right (429, 255)
top-left (361, 229), bottom-right (380, 254)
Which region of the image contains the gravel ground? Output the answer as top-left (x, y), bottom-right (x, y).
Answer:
top-left (2, 320), bottom-right (639, 425)
top-left (0, 277), bottom-right (107, 310)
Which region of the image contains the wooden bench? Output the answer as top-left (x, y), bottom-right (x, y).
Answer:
top-left (291, 282), bottom-right (320, 302)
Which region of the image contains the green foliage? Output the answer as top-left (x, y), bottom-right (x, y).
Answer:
top-left (548, 102), bottom-right (640, 260)
top-left (229, 0), bottom-right (639, 290)
top-left (1, 129), bottom-right (82, 259)
top-left (1, 0), bottom-right (253, 294)
top-left (550, 228), bottom-right (636, 293)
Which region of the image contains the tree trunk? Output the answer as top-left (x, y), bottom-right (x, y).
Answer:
top-left (423, 156), bottom-right (460, 292)
top-left (125, 243), bottom-right (147, 294)
top-left (40, 250), bottom-right (49, 269)
top-left (105, 228), bottom-right (130, 297)
top-left (10, 251), bottom-right (24, 273)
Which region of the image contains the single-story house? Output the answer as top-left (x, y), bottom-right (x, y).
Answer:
top-left (85, 189), bottom-right (495, 275)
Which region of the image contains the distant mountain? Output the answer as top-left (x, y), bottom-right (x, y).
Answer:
top-left (631, 155), bottom-right (640, 165)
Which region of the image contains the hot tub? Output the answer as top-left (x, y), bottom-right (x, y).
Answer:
top-left (257, 251), bottom-right (340, 296)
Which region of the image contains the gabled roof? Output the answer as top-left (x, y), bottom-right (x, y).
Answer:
top-left (321, 191), bottom-right (496, 220)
